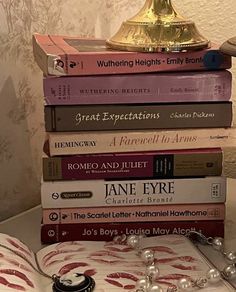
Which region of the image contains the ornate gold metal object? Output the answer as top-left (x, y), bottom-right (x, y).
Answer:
top-left (106, 0), bottom-right (210, 52)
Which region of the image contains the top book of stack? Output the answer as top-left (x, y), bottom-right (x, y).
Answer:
top-left (32, 33), bottom-right (232, 76)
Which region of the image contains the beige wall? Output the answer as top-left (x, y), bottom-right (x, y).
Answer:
top-left (0, 0), bottom-right (236, 220)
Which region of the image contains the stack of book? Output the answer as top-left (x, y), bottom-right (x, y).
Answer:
top-left (32, 33), bottom-right (236, 243)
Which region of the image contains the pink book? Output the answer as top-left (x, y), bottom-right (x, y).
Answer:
top-left (33, 33), bottom-right (231, 76)
top-left (43, 71), bottom-right (232, 105)
top-left (42, 204), bottom-right (225, 224)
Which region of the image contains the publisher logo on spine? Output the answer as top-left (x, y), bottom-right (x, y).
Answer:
top-left (47, 230), bottom-right (55, 237)
top-left (203, 51), bottom-right (223, 69)
top-left (52, 192), bottom-right (59, 200)
top-left (61, 192), bottom-right (93, 199)
top-left (49, 212), bottom-right (59, 221)
top-left (211, 183), bottom-right (221, 198)
top-left (207, 208), bottom-right (220, 218)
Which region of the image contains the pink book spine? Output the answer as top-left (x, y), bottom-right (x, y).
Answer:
top-left (42, 204), bottom-right (225, 224)
top-left (33, 34), bottom-right (232, 76)
top-left (53, 42), bottom-right (232, 76)
top-left (43, 71), bottom-right (232, 105)
top-left (41, 221), bottom-right (225, 243)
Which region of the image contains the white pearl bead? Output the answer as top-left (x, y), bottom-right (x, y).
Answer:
top-left (206, 268), bottom-right (221, 283)
top-left (147, 284), bottom-right (164, 292)
top-left (135, 277), bottom-right (149, 290)
top-left (127, 235), bottom-right (140, 249)
top-left (224, 251), bottom-right (236, 263)
top-left (146, 265), bottom-right (160, 281)
top-left (141, 249), bottom-right (155, 265)
top-left (212, 237), bottom-right (224, 251)
top-left (222, 265), bottom-right (236, 280)
top-left (177, 278), bottom-right (193, 291)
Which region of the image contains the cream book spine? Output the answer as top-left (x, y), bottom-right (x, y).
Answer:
top-left (47, 128), bottom-right (236, 156)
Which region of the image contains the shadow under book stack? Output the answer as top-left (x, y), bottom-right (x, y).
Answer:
top-left (32, 33), bottom-right (236, 244)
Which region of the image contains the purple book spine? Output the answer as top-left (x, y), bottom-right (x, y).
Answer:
top-left (43, 71), bottom-right (232, 105)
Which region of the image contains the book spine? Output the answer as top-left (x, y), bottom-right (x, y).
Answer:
top-left (42, 149), bottom-right (223, 181)
top-left (66, 52), bottom-right (231, 76)
top-left (48, 128), bottom-right (236, 156)
top-left (49, 36), bottom-right (232, 75)
top-left (41, 177), bottom-right (226, 209)
top-left (41, 220), bottom-right (225, 243)
top-left (44, 102), bottom-right (232, 132)
top-left (42, 204), bottom-right (225, 224)
top-left (43, 71), bottom-right (232, 105)
top-left (32, 34), bottom-right (66, 76)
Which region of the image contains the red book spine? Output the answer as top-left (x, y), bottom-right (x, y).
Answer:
top-left (42, 148), bottom-right (223, 181)
top-left (41, 221), bottom-right (224, 243)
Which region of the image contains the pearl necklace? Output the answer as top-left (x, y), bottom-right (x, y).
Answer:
top-left (113, 231), bottom-right (236, 292)
top-left (188, 231), bottom-right (236, 281)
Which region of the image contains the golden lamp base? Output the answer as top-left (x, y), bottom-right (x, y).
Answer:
top-left (106, 0), bottom-right (210, 53)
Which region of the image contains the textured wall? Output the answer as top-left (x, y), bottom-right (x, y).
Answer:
top-left (0, 0), bottom-right (235, 220)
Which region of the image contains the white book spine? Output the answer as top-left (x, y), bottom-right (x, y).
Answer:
top-left (41, 176), bottom-right (226, 208)
top-left (48, 128), bottom-right (236, 156)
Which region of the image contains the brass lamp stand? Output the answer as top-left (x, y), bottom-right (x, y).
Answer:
top-left (106, 0), bottom-right (210, 53)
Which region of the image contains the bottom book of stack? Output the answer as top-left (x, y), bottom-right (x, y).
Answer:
top-left (41, 220), bottom-right (225, 243)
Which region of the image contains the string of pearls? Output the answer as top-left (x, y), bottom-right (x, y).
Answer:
top-left (113, 232), bottom-right (236, 292)
top-left (206, 236), bottom-right (236, 280)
